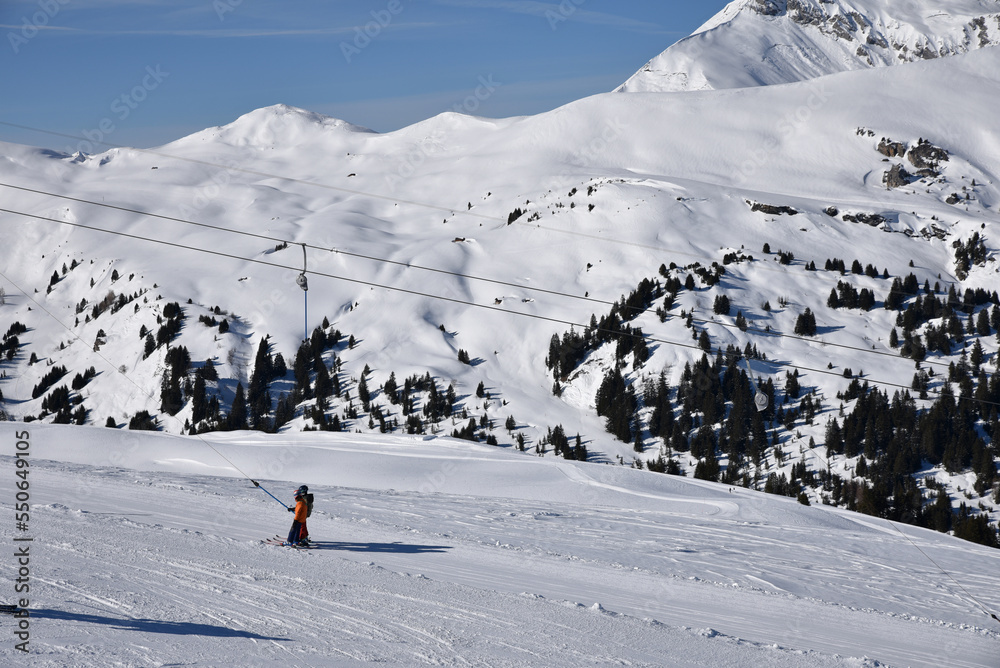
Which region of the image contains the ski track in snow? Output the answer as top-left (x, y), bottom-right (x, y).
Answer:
top-left (0, 426), bottom-right (997, 666)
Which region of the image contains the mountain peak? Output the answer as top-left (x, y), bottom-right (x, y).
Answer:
top-left (169, 103), bottom-right (375, 149)
top-left (617, 0), bottom-right (1000, 92)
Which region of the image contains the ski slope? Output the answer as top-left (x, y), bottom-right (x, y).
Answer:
top-left (1, 423), bottom-right (997, 666)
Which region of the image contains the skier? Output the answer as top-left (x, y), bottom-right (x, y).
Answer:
top-left (285, 487), bottom-right (308, 546)
top-left (297, 485), bottom-right (315, 545)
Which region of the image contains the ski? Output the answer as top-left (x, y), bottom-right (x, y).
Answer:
top-left (0, 605), bottom-right (24, 615)
top-left (262, 537), bottom-right (315, 549)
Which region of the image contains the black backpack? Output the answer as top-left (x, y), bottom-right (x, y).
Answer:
top-left (305, 493), bottom-right (314, 518)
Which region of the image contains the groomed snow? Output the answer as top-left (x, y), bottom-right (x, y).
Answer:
top-left (1, 424), bottom-right (997, 666)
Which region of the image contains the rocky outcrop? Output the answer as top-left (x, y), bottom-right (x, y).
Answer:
top-left (750, 0), bottom-right (782, 17)
top-left (617, 0), bottom-right (1000, 94)
top-left (747, 201), bottom-right (799, 216)
top-left (877, 138), bottom-right (906, 158)
top-left (906, 139), bottom-right (949, 171)
top-left (883, 164), bottom-right (912, 189)
top-left (875, 137), bottom-right (949, 181)
top-left (843, 212), bottom-right (886, 226)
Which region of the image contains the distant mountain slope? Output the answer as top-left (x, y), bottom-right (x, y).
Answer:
top-left (1, 48), bottom-right (999, 548)
top-left (617, 0), bottom-right (1000, 92)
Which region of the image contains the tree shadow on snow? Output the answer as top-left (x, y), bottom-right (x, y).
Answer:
top-left (27, 608), bottom-right (288, 640)
top-left (309, 541), bottom-right (451, 554)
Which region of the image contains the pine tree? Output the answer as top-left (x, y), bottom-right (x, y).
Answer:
top-left (314, 362), bottom-right (331, 403)
top-left (383, 372), bottom-right (399, 404)
top-left (976, 309), bottom-right (991, 336)
top-left (794, 308), bottom-right (817, 336)
top-left (191, 374), bottom-right (207, 423)
top-left (698, 329), bottom-right (711, 352)
top-left (247, 337), bottom-right (274, 429)
top-left (273, 353), bottom-right (287, 378)
top-left (358, 373), bottom-right (371, 408)
top-left (713, 294), bottom-right (730, 315)
top-left (784, 370), bottom-right (800, 399)
top-left (201, 359), bottom-right (219, 381)
top-left (647, 371), bottom-right (674, 443)
top-left (595, 366), bottom-right (635, 442)
top-left (273, 393), bottom-right (293, 431)
top-left (292, 343), bottom-right (312, 400)
top-left (159, 363), bottom-right (183, 416)
top-left (228, 383), bottom-right (248, 431)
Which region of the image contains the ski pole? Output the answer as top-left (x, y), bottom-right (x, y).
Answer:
top-left (251, 480), bottom-right (288, 508)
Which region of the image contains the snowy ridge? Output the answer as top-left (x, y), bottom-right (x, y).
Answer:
top-left (617, 0), bottom-right (1000, 92)
top-left (171, 103), bottom-right (376, 151)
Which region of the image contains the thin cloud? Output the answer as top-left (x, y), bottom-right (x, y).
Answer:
top-left (0, 22), bottom-right (447, 38)
top-left (0, 24), bottom-right (79, 31)
top-left (434, 0), bottom-right (670, 33)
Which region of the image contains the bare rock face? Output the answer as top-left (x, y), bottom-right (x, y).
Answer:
top-left (883, 164), bottom-right (912, 189)
top-left (843, 212), bottom-right (887, 226)
top-left (786, 0), bottom-right (823, 26)
top-left (907, 139), bottom-right (950, 171)
top-left (750, 0), bottom-right (783, 17)
top-left (747, 200), bottom-right (799, 216)
top-left (877, 138), bottom-right (906, 158)
top-left (617, 0), bottom-right (1000, 94)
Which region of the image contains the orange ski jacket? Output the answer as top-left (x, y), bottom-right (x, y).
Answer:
top-left (293, 498), bottom-right (308, 523)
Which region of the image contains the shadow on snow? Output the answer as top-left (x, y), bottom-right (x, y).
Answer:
top-left (308, 541), bottom-right (451, 554)
top-left (27, 608), bottom-right (288, 640)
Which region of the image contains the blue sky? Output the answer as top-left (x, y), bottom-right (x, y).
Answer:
top-left (0, 0), bottom-right (721, 151)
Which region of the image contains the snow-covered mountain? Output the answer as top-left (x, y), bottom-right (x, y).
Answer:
top-left (1, 0), bottom-right (999, 609)
top-left (617, 0), bottom-right (1000, 92)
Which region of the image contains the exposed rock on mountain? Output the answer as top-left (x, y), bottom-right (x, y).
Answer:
top-left (617, 0), bottom-right (1000, 93)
